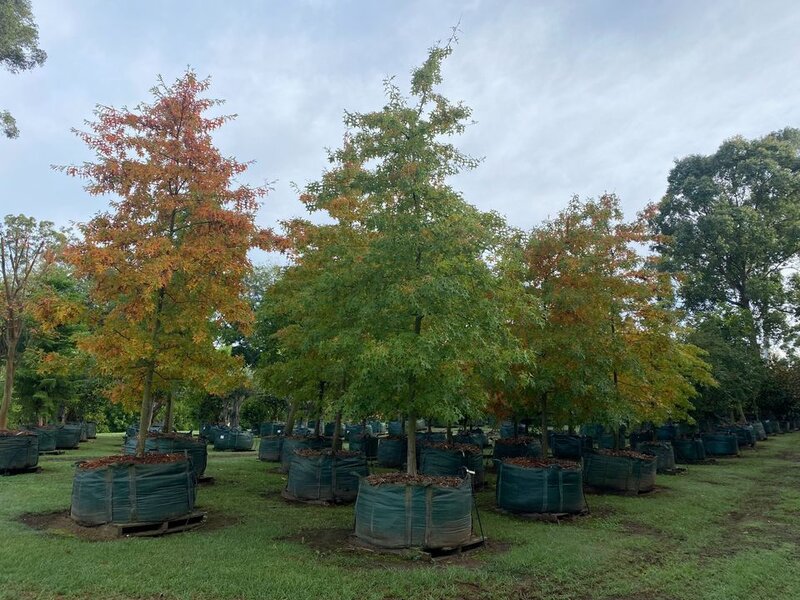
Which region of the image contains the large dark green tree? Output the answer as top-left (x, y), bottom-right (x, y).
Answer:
top-left (1, 0), bottom-right (47, 138)
top-left (650, 129), bottom-right (800, 353)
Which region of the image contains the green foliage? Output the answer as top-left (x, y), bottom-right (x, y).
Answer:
top-left (268, 38), bottom-right (522, 449)
top-left (0, 0), bottom-right (47, 138)
top-left (502, 195), bottom-right (713, 433)
top-left (650, 128), bottom-right (800, 352)
top-left (758, 356), bottom-right (800, 419)
top-left (687, 309), bottom-right (765, 421)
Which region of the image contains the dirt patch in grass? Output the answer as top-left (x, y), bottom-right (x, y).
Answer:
top-left (18, 509), bottom-right (235, 541)
top-left (620, 519), bottom-right (667, 539)
top-left (279, 526), bottom-right (508, 569)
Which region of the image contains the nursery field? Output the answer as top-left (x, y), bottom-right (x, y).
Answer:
top-left (1, 433), bottom-right (800, 600)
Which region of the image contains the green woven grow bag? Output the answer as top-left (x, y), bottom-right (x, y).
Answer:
top-left (285, 451), bottom-right (368, 503)
top-left (26, 426), bottom-right (57, 453)
top-left (550, 434), bottom-right (592, 459)
top-left (259, 436), bottom-right (283, 462)
top-left (656, 424), bottom-right (678, 441)
top-left (70, 457), bottom-right (196, 525)
top-left (673, 439), bottom-right (706, 462)
top-left (259, 422), bottom-right (283, 436)
top-left (496, 460), bottom-right (586, 514)
top-left (492, 437), bottom-right (542, 460)
top-left (453, 430), bottom-right (488, 449)
top-left (279, 437), bottom-right (326, 472)
top-left (348, 434), bottom-right (379, 458)
top-left (636, 442), bottom-right (676, 473)
top-left (354, 477), bottom-right (472, 549)
top-left (701, 434), bottom-right (739, 456)
top-left (123, 434), bottom-right (208, 478)
top-left (213, 430), bottom-right (254, 451)
top-left (0, 431), bottom-right (39, 472)
top-left (720, 426), bottom-right (755, 448)
top-left (583, 451), bottom-right (657, 493)
top-left (376, 437), bottom-right (407, 468)
top-left (418, 445), bottom-right (484, 487)
top-left (56, 425), bottom-right (82, 449)
top-left (86, 422), bottom-right (97, 439)
top-left (752, 422), bottom-right (767, 441)
top-left (68, 422), bottom-right (88, 442)
top-left (387, 421), bottom-right (404, 436)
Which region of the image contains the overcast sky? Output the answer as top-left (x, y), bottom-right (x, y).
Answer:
top-left (2, 0), bottom-right (799, 265)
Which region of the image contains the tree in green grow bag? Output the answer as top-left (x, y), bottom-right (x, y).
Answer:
top-left (496, 458), bottom-right (586, 514)
top-left (279, 436), bottom-right (326, 472)
top-left (355, 473), bottom-right (473, 549)
top-left (55, 424), bottom-right (82, 449)
top-left (270, 37), bottom-right (521, 549)
top-left (213, 429), bottom-right (254, 451)
top-left (673, 438), bottom-right (706, 463)
top-left (583, 449), bottom-right (657, 493)
top-left (418, 442), bottom-right (484, 488)
top-left (636, 441), bottom-right (676, 473)
top-left (0, 430), bottom-right (38, 473)
top-left (492, 436), bottom-right (542, 461)
top-left (258, 436), bottom-right (283, 462)
top-left (284, 448), bottom-right (368, 503)
top-left (122, 432), bottom-right (208, 479)
top-left (25, 426), bottom-right (57, 453)
top-left (70, 454), bottom-right (196, 526)
top-left (701, 433), bottom-right (739, 456)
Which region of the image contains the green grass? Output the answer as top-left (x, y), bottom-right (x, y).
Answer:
top-left (2, 434), bottom-right (800, 600)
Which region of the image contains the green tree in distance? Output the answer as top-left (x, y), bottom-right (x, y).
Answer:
top-left (1, 0), bottom-right (47, 138)
top-left (650, 129), bottom-right (800, 355)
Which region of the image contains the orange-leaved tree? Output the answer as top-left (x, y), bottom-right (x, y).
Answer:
top-left (62, 72), bottom-right (272, 455)
top-left (504, 195), bottom-right (713, 453)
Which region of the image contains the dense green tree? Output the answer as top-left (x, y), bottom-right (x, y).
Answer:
top-left (1, 0), bottom-right (47, 138)
top-left (650, 129), bottom-right (800, 354)
top-left (686, 310), bottom-right (765, 423)
top-left (280, 39), bottom-right (522, 474)
top-left (0, 214), bottom-right (63, 428)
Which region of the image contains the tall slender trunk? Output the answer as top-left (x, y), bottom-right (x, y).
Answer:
top-left (0, 339), bottom-right (17, 429)
top-left (285, 397), bottom-right (299, 437)
top-left (164, 391), bottom-right (174, 433)
top-left (331, 409), bottom-right (342, 454)
top-left (136, 285), bottom-right (166, 456)
top-left (540, 393), bottom-right (549, 456)
top-left (406, 411), bottom-right (417, 476)
top-left (136, 365), bottom-right (156, 456)
top-left (314, 381), bottom-right (325, 437)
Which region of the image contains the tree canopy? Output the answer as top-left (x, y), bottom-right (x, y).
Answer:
top-left (62, 71), bottom-right (271, 453)
top-left (0, 0), bottom-right (47, 138)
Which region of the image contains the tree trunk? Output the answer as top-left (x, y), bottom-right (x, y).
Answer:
top-left (135, 365), bottom-right (156, 456)
top-left (406, 412), bottom-right (417, 476)
top-left (0, 339), bottom-right (17, 429)
top-left (164, 391), bottom-right (174, 433)
top-left (314, 381), bottom-right (325, 437)
top-left (331, 409), bottom-right (343, 455)
top-left (230, 394), bottom-right (244, 429)
top-left (540, 393), bottom-right (549, 456)
top-left (285, 397), bottom-right (299, 437)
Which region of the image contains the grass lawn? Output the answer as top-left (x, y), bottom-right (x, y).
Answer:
top-left (1, 433), bottom-right (799, 600)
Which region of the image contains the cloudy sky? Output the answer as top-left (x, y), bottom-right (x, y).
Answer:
top-left (2, 0), bottom-right (799, 265)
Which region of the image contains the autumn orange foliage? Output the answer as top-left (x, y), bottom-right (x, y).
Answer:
top-left (61, 72), bottom-right (272, 454)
